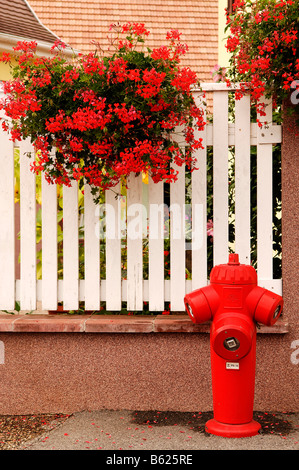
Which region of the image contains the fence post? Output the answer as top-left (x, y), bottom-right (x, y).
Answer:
top-left (281, 101), bottom-right (299, 326)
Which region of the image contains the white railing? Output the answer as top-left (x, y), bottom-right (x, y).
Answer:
top-left (0, 84), bottom-right (282, 312)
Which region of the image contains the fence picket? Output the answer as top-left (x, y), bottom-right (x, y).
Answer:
top-left (19, 139), bottom-right (37, 310)
top-left (148, 178), bottom-right (165, 311)
top-left (257, 97), bottom-right (273, 279)
top-left (127, 174), bottom-right (143, 310)
top-left (63, 182), bottom-right (79, 310)
top-left (41, 171), bottom-right (58, 310)
top-left (105, 185), bottom-right (122, 310)
top-left (170, 162), bottom-right (186, 311)
top-left (0, 121), bottom-right (15, 309)
top-left (191, 91), bottom-right (207, 290)
top-left (213, 91), bottom-right (229, 265)
top-left (235, 94), bottom-right (251, 264)
top-left (84, 184), bottom-right (100, 311)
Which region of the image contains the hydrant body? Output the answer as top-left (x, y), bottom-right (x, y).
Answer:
top-left (184, 254), bottom-right (283, 437)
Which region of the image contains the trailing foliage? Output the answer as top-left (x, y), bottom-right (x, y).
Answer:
top-left (225, 0), bottom-right (299, 122)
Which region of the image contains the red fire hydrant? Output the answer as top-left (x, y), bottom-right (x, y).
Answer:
top-left (184, 253), bottom-right (283, 437)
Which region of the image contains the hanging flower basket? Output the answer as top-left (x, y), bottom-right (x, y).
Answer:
top-left (0, 23), bottom-right (205, 203)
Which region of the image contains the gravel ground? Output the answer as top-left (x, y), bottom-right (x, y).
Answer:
top-left (0, 413), bottom-right (71, 450)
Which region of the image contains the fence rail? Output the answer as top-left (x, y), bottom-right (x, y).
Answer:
top-left (0, 85), bottom-right (282, 312)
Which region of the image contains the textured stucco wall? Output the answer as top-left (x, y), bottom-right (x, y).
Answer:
top-left (0, 325), bottom-right (297, 416)
top-left (280, 102), bottom-right (299, 406)
top-left (281, 104), bottom-right (299, 324)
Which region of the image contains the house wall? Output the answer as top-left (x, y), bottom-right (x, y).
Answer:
top-left (0, 61), bottom-right (12, 81)
top-left (218, 0), bottom-right (230, 68)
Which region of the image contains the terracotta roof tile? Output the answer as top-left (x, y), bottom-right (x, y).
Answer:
top-left (0, 0), bottom-right (58, 44)
top-left (29, 0), bottom-right (218, 81)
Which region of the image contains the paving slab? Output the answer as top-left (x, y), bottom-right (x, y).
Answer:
top-left (21, 409), bottom-right (299, 454)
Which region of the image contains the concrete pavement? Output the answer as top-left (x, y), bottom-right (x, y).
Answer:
top-left (22, 409), bottom-right (299, 452)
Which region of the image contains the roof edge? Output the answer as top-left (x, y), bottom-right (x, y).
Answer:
top-left (23, 0), bottom-right (60, 41)
top-left (0, 32), bottom-right (76, 57)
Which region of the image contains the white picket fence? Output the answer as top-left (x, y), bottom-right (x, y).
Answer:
top-left (0, 83), bottom-right (282, 313)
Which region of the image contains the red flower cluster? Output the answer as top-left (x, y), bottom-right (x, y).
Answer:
top-left (225, 0), bottom-right (298, 121)
top-left (0, 23), bottom-right (205, 201)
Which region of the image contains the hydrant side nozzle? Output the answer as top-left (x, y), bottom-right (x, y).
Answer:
top-left (184, 289), bottom-right (212, 324)
top-left (184, 285), bottom-right (219, 324)
top-left (246, 286), bottom-right (265, 316)
top-left (246, 286), bottom-right (283, 326)
top-left (254, 291), bottom-right (283, 326)
top-left (201, 284), bottom-right (220, 316)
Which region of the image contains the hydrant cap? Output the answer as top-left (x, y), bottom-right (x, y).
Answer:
top-left (210, 254), bottom-right (257, 285)
top-left (228, 253), bottom-right (240, 265)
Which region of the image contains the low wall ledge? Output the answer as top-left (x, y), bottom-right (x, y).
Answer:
top-left (0, 314), bottom-right (288, 334)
